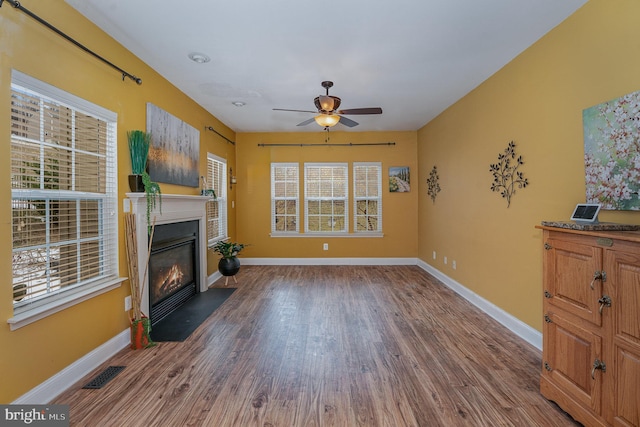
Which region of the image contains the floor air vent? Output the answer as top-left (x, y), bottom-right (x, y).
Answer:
top-left (82, 366), bottom-right (125, 389)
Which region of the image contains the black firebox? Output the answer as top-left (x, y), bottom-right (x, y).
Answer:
top-left (148, 220), bottom-right (200, 325)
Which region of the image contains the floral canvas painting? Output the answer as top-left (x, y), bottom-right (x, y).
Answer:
top-left (583, 90), bottom-right (640, 210)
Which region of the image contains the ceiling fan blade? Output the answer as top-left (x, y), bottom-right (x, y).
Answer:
top-left (296, 117), bottom-right (316, 126)
top-left (337, 107), bottom-right (383, 115)
top-left (339, 116), bottom-right (359, 127)
top-left (273, 108), bottom-right (318, 114)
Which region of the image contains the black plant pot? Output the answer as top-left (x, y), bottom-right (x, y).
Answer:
top-left (218, 257), bottom-right (241, 277)
top-left (128, 174), bottom-right (145, 192)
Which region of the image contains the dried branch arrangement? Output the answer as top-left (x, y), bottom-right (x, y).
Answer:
top-left (124, 213), bottom-right (156, 320)
top-left (124, 213), bottom-right (143, 320)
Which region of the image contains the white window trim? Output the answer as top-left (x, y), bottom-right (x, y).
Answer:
top-left (271, 163), bottom-right (300, 234)
top-left (270, 232), bottom-right (383, 238)
top-left (206, 152), bottom-right (228, 246)
top-left (304, 162), bottom-right (349, 234)
top-left (269, 161), bottom-right (384, 238)
top-left (9, 70), bottom-right (123, 330)
top-left (12, 70), bottom-right (116, 120)
top-left (353, 162), bottom-right (383, 234)
top-left (7, 278), bottom-right (124, 331)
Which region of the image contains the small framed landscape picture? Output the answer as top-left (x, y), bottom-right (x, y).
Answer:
top-left (389, 166), bottom-right (410, 192)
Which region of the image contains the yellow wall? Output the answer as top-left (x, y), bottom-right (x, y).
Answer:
top-left (4, 0), bottom-right (639, 405)
top-left (417, 0), bottom-right (640, 331)
top-left (0, 1), bottom-right (234, 402)
top-left (235, 131), bottom-right (418, 258)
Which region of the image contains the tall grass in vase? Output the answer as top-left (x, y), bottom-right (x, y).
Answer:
top-left (127, 130), bottom-right (161, 234)
top-left (127, 130), bottom-right (150, 176)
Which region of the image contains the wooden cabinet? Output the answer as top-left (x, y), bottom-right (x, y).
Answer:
top-left (539, 227), bottom-right (640, 427)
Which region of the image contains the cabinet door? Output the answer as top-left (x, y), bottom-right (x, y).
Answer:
top-left (542, 311), bottom-right (603, 415)
top-left (545, 237), bottom-right (603, 326)
top-left (605, 249), bottom-right (640, 426)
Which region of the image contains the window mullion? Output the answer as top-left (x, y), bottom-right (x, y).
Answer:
top-left (76, 199), bottom-right (81, 285)
top-left (39, 98), bottom-right (45, 191)
top-left (45, 199), bottom-right (53, 293)
top-left (71, 111), bottom-right (76, 192)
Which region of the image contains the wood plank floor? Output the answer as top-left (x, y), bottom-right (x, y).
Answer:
top-left (53, 265), bottom-right (579, 426)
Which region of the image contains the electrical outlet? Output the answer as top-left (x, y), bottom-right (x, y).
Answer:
top-left (444, 256), bottom-right (448, 265)
top-left (432, 251), bottom-right (436, 260)
top-left (124, 295), bottom-right (132, 312)
top-left (323, 243), bottom-right (329, 251)
top-left (452, 260), bottom-right (457, 270)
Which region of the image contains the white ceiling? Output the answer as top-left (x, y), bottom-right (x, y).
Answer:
top-left (65, 0), bottom-right (587, 133)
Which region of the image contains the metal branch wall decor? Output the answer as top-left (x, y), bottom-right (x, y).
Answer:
top-left (426, 165), bottom-right (441, 203)
top-left (489, 141), bottom-right (529, 207)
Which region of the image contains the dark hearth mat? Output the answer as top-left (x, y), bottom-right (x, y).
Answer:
top-left (150, 287), bottom-right (236, 342)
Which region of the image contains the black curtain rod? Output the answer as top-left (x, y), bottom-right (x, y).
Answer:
top-left (258, 142), bottom-right (396, 147)
top-left (205, 126), bottom-right (235, 145)
top-left (1, 0), bottom-right (142, 84)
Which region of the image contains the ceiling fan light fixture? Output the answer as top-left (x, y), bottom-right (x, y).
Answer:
top-left (314, 114), bottom-right (340, 128)
top-left (315, 95), bottom-right (341, 112)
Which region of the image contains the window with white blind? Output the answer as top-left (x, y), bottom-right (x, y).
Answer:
top-left (353, 162), bottom-right (382, 232)
top-left (304, 163), bottom-right (348, 233)
top-left (271, 163), bottom-right (299, 233)
top-left (10, 70), bottom-right (120, 328)
top-left (206, 153), bottom-right (228, 245)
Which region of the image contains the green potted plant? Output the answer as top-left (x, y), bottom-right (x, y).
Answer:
top-left (211, 240), bottom-right (247, 286)
top-left (127, 130), bottom-right (150, 192)
top-left (127, 130), bottom-right (161, 234)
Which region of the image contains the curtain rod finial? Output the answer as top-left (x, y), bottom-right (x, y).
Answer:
top-left (123, 73), bottom-right (142, 85)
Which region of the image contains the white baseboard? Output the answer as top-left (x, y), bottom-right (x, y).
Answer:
top-left (416, 259), bottom-right (542, 351)
top-left (18, 258), bottom-right (539, 404)
top-left (13, 329), bottom-right (131, 404)
top-left (207, 270), bottom-right (223, 287)
top-left (241, 257), bottom-right (417, 266)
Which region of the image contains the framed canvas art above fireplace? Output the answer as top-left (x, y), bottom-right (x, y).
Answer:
top-left (146, 103), bottom-right (200, 187)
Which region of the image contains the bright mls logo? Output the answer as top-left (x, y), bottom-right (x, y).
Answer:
top-left (0, 405), bottom-right (69, 426)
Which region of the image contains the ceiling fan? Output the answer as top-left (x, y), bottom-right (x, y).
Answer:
top-left (273, 81), bottom-right (382, 129)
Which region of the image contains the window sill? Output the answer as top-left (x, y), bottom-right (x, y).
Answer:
top-left (7, 277), bottom-right (126, 331)
top-left (207, 236), bottom-right (230, 249)
top-left (270, 232), bottom-right (384, 238)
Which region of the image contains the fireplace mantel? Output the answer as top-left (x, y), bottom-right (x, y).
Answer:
top-left (126, 193), bottom-right (211, 317)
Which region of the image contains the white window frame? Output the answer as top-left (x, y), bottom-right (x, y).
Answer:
top-left (271, 163), bottom-right (300, 234)
top-left (9, 70), bottom-right (123, 330)
top-left (304, 163), bottom-right (349, 234)
top-left (353, 162), bottom-right (382, 233)
top-left (206, 153), bottom-right (228, 245)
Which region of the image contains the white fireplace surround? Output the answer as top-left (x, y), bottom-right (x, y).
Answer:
top-left (126, 193), bottom-right (210, 317)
